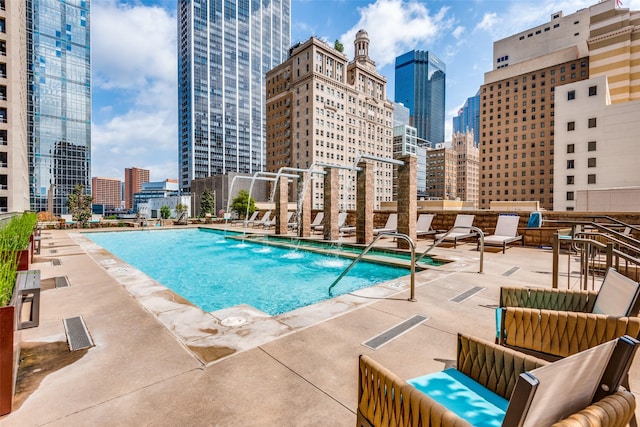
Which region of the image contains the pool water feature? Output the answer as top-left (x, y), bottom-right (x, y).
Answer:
top-left (85, 229), bottom-right (409, 316)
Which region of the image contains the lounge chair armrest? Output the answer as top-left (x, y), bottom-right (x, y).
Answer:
top-left (551, 389), bottom-right (636, 427)
top-left (500, 287), bottom-right (597, 312)
top-left (357, 355), bottom-right (472, 427)
top-left (502, 308), bottom-right (640, 358)
top-left (456, 333), bottom-right (547, 399)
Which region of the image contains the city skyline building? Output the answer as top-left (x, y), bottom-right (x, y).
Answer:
top-left (452, 91), bottom-right (480, 147)
top-left (91, 177), bottom-right (122, 210)
top-left (426, 144), bottom-right (456, 200)
top-left (1, 0), bottom-right (29, 213)
top-left (265, 32), bottom-right (394, 210)
top-left (177, 0), bottom-right (291, 194)
top-left (452, 131), bottom-right (479, 207)
top-left (27, 0), bottom-right (91, 215)
top-left (394, 50), bottom-right (446, 145)
top-left (124, 167), bottom-right (150, 211)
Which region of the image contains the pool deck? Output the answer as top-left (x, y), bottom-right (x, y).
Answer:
top-left (3, 225), bottom-right (640, 425)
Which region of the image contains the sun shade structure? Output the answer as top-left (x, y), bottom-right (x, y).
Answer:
top-left (357, 333), bottom-right (638, 427)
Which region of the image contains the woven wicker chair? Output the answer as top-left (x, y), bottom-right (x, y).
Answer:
top-left (357, 334), bottom-right (637, 427)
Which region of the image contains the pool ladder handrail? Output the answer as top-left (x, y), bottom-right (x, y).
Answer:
top-left (415, 226), bottom-right (485, 274)
top-left (328, 232), bottom-right (416, 301)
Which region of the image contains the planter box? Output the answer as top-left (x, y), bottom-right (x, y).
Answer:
top-left (0, 302), bottom-right (18, 416)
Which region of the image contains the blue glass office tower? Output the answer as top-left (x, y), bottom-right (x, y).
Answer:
top-left (27, 0), bottom-right (91, 215)
top-left (394, 50), bottom-right (445, 145)
top-left (453, 90), bottom-right (480, 146)
top-left (178, 0), bottom-right (290, 192)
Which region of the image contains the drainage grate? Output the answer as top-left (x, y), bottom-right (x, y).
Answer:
top-left (52, 259), bottom-right (61, 266)
top-left (54, 276), bottom-right (69, 288)
top-left (50, 249), bottom-right (58, 254)
top-left (450, 286), bottom-right (484, 303)
top-left (63, 316), bottom-right (94, 351)
top-left (502, 267), bottom-right (520, 276)
top-left (363, 315), bottom-right (428, 350)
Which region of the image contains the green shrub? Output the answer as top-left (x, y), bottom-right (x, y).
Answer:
top-left (0, 212), bottom-right (38, 306)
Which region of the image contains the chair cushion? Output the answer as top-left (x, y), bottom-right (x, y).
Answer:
top-left (408, 368), bottom-right (508, 427)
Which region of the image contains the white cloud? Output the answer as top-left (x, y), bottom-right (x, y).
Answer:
top-left (475, 12), bottom-right (499, 34)
top-left (452, 26), bottom-right (465, 40)
top-left (339, 0), bottom-right (453, 68)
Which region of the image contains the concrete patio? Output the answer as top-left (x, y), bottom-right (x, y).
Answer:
top-left (2, 225), bottom-right (639, 426)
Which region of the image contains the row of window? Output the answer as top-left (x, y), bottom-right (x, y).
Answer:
top-left (567, 85), bottom-right (597, 100)
top-left (566, 174), bottom-right (597, 185)
top-left (567, 118), bottom-right (596, 131)
top-left (566, 158), bottom-right (596, 169)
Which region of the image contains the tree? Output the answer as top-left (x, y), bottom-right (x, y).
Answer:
top-left (334, 39), bottom-right (344, 53)
top-left (66, 184), bottom-right (92, 227)
top-left (200, 189), bottom-right (215, 217)
top-left (230, 189), bottom-right (255, 219)
top-left (175, 203), bottom-right (188, 224)
top-left (160, 205), bottom-right (171, 220)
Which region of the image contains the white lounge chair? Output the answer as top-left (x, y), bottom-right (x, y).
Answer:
top-left (434, 214), bottom-right (477, 248)
top-left (266, 211), bottom-right (294, 230)
top-left (373, 213), bottom-right (397, 236)
top-left (251, 210), bottom-right (272, 228)
top-left (310, 212), bottom-right (324, 233)
top-left (232, 211), bottom-right (258, 227)
top-left (416, 214), bottom-right (435, 238)
top-left (480, 214), bottom-right (523, 253)
top-left (313, 212), bottom-right (348, 234)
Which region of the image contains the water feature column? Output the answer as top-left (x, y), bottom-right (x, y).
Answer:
top-left (397, 154), bottom-right (417, 249)
top-left (298, 172), bottom-right (312, 237)
top-left (275, 176), bottom-right (288, 235)
top-left (323, 168), bottom-right (339, 240)
top-left (356, 160), bottom-right (374, 244)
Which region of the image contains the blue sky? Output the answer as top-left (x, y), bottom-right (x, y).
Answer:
top-left (91, 0), bottom-right (639, 181)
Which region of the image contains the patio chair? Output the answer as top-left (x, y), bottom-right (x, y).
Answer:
top-left (478, 214), bottom-right (523, 253)
top-left (231, 211), bottom-right (258, 227)
top-left (373, 213), bottom-right (397, 236)
top-left (357, 333), bottom-right (638, 427)
top-left (313, 212), bottom-right (347, 234)
top-left (434, 214), bottom-right (477, 248)
top-left (416, 213), bottom-right (435, 238)
top-left (251, 210), bottom-right (272, 228)
top-left (310, 212), bottom-right (324, 233)
top-left (497, 267), bottom-right (640, 361)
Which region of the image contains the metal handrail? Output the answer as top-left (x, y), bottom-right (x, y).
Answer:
top-left (328, 232), bottom-right (416, 301)
top-left (415, 226), bottom-right (484, 273)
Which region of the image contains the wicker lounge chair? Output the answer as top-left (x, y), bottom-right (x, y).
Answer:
top-left (478, 214), bottom-right (523, 253)
top-left (373, 213), bottom-right (397, 236)
top-left (357, 333), bottom-right (638, 427)
top-left (434, 214), bottom-right (477, 248)
top-left (416, 214), bottom-right (435, 238)
top-left (497, 268), bottom-right (640, 361)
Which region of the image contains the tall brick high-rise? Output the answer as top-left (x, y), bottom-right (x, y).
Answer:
top-left (124, 167), bottom-right (149, 211)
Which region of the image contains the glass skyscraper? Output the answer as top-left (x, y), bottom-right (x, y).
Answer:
top-left (178, 0), bottom-right (290, 192)
top-left (394, 50), bottom-right (445, 145)
top-left (452, 90), bottom-right (480, 146)
top-left (27, 0), bottom-right (91, 215)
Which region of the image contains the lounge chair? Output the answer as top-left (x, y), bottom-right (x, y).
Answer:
top-left (251, 210), bottom-right (272, 228)
top-left (434, 214), bottom-right (477, 248)
top-left (478, 214), bottom-right (523, 253)
top-left (309, 212), bottom-right (324, 233)
top-left (357, 333), bottom-right (638, 427)
top-left (313, 212), bottom-right (347, 234)
top-left (232, 211), bottom-right (258, 227)
top-left (265, 211), bottom-right (294, 230)
top-left (416, 213), bottom-right (435, 238)
top-left (497, 267), bottom-right (640, 361)
top-left (373, 213), bottom-right (397, 236)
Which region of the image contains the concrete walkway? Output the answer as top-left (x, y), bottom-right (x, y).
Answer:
top-left (2, 226), bottom-right (639, 426)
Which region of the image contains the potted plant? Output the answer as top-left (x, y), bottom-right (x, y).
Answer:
top-left (0, 212), bottom-right (38, 415)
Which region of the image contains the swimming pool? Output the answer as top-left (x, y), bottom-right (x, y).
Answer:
top-left (85, 229), bottom-right (409, 315)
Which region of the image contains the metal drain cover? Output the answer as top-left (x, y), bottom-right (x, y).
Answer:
top-left (221, 317), bottom-right (247, 327)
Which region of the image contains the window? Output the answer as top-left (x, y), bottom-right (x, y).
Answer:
top-left (588, 174), bottom-right (596, 184)
top-left (588, 141), bottom-right (596, 151)
top-left (567, 160), bottom-right (575, 169)
top-left (567, 90), bottom-right (575, 100)
top-left (588, 118), bottom-right (597, 128)
top-left (567, 176), bottom-right (574, 185)
top-left (567, 121), bottom-right (575, 131)
top-left (588, 157), bottom-right (596, 168)
top-left (566, 191), bottom-right (574, 201)
top-left (567, 144), bottom-right (574, 153)
top-left (589, 86), bottom-right (597, 96)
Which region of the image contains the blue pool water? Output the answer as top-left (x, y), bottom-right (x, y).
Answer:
top-left (85, 229), bottom-right (409, 315)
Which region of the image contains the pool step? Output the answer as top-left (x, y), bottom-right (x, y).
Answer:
top-left (363, 315), bottom-right (428, 350)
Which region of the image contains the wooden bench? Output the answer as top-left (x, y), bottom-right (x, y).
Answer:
top-left (13, 270), bottom-right (40, 329)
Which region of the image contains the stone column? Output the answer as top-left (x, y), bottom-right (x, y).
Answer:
top-left (397, 155), bottom-right (417, 249)
top-left (275, 176), bottom-right (288, 235)
top-left (298, 172), bottom-right (312, 237)
top-left (323, 168), bottom-right (339, 241)
top-left (356, 160), bottom-right (374, 244)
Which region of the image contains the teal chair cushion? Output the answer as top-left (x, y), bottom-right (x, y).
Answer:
top-left (408, 368), bottom-right (508, 427)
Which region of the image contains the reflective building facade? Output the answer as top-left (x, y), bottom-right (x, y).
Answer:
top-left (178, 0), bottom-right (290, 193)
top-left (452, 91), bottom-right (480, 147)
top-left (394, 50), bottom-right (445, 145)
top-left (27, 0), bottom-right (91, 215)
